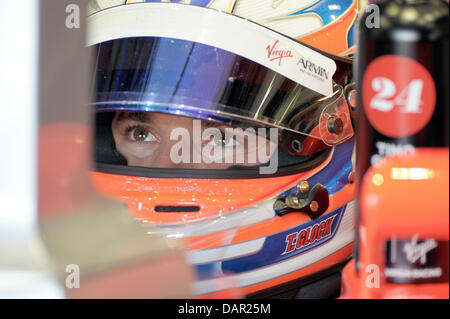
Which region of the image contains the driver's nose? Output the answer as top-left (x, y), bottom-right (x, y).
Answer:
top-left (150, 136), bottom-right (193, 169)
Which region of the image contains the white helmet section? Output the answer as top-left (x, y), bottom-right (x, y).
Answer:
top-left (88, 0), bottom-right (238, 15)
top-left (232, 0), bottom-right (324, 39)
top-left (87, 3), bottom-right (337, 96)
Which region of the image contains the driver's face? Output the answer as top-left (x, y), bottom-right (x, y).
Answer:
top-left (111, 112), bottom-right (276, 169)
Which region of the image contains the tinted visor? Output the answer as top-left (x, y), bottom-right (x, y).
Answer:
top-left (93, 36), bottom-right (352, 145)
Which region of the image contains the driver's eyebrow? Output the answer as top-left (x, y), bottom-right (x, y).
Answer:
top-left (117, 112), bottom-right (228, 128)
top-left (115, 112), bottom-right (238, 133)
top-left (116, 112), bottom-right (151, 123)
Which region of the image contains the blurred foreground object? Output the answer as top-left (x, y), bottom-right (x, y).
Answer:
top-left (354, 0), bottom-right (449, 279)
top-left (346, 0), bottom-right (449, 298)
top-left (341, 149), bottom-right (449, 299)
top-left (0, 0), bottom-right (193, 298)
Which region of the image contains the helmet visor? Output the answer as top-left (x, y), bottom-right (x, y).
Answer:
top-left (93, 35), bottom-right (352, 145)
top-left (89, 3), bottom-right (353, 176)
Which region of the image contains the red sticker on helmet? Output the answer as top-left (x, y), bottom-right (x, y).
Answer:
top-left (363, 55), bottom-right (436, 138)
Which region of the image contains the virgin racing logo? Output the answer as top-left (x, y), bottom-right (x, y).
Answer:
top-left (403, 235), bottom-right (438, 264)
top-left (266, 40), bottom-right (293, 66)
top-left (283, 215), bottom-right (336, 254)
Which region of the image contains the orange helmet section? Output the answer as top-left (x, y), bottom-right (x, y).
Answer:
top-left (299, 0), bottom-right (358, 56)
top-left (341, 148), bottom-right (449, 299)
top-left (90, 156), bottom-right (329, 224)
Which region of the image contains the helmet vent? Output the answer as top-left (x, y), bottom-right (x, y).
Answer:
top-left (155, 206), bottom-right (200, 213)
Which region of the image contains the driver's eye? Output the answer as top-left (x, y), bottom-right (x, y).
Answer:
top-left (211, 132), bottom-right (240, 148)
top-left (128, 126), bottom-right (156, 142)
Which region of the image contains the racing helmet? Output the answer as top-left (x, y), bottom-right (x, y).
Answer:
top-left (89, 1), bottom-right (357, 298)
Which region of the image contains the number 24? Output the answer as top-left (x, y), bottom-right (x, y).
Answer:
top-left (370, 77), bottom-right (424, 113)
